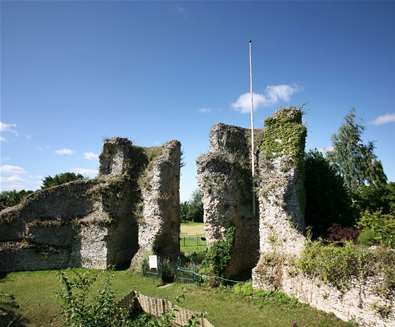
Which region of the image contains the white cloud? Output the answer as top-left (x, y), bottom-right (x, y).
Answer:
top-left (0, 164), bottom-right (41, 191)
top-left (232, 83), bottom-right (302, 113)
top-left (0, 121), bottom-right (17, 134)
top-left (372, 113), bottom-right (395, 126)
top-left (72, 168), bottom-right (98, 178)
top-left (0, 164), bottom-right (26, 175)
top-left (319, 146), bottom-right (334, 154)
top-left (199, 107), bottom-right (212, 113)
top-left (55, 148), bottom-right (74, 156)
top-left (84, 152), bottom-right (99, 161)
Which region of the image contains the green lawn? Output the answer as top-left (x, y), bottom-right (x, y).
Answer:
top-left (180, 222), bottom-right (205, 235)
top-left (0, 269), bottom-right (355, 327)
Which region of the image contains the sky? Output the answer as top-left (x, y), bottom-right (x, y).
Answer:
top-left (1, 1), bottom-right (395, 201)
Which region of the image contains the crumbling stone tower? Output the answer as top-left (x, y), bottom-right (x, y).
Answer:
top-left (252, 108), bottom-right (306, 289)
top-left (197, 123), bottom-right (262, 279)
top-left (0, 137), bottom-right (181, 272)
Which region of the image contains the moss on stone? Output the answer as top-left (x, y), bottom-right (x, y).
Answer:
top-left (260, 107), bottom-right (306, 165)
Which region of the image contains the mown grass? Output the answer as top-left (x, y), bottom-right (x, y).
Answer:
top-left (0, 269), bottom-right (355, 327)
top-left (180, 222), bottom-right (205, 235)
top-left (180, 222), bottom-right (207, 254)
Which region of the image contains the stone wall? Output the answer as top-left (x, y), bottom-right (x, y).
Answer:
top-left (0, 137), bottom-right (181, 273)
top-left (197, 123), bottom-right (261, 279)
top-left (252, 108), bottom-right (306, 289)
top-left (251, 108), bottom-right (395, 326)
top-left (130, 141), bottom-right (181, 270)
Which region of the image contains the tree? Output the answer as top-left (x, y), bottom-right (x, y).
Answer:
top-left (0, 190), bottom-right (33, 211)
top-left (41, 172), bottom-right (84, 189)
top-left (304, 150), bottom-right (356, 237)
top-left (180, 190), bottom-right (204, 223)
top-left (327, 109), bottom-right (387, 191)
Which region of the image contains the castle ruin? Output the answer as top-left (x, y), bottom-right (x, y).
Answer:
top-left (0, 137), bottom-right (181, 272)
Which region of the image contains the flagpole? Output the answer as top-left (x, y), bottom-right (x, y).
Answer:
top-left (249, 40), bottom-right (256, 215)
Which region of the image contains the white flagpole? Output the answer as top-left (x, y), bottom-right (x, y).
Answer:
top-left (249, 40), bottom-right (256, 215)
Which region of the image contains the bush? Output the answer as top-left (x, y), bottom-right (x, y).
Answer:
top-left (357, 211), bottom-right (395, 248)
top-left (326, 224), bottom-right (360, 242)
top-left (201, 226), bottom-right (235, 279)
top-left (297, 240), bottom-right (395, 295)
top-left (58, 270), bottom-right (155, 327)
top-left (353, 182), bottom-right (395, 215)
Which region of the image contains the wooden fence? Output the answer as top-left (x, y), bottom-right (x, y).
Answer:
top-left (136, 292), bottom-right (214, 327)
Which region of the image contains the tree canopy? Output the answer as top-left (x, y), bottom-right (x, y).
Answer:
top-left (327, 109), bottom-right (387, 191)
top-left (41, 172), bottom-right (85, 189)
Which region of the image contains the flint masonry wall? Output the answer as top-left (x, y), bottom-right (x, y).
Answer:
top-left (197, 123), bottom-right (261, 279)
top-left (251, 108), bottom-right (395, 327)
top-left (252, 108), bottom-right (306, 289)
top-left (0, 137), bottom-right (181, 272)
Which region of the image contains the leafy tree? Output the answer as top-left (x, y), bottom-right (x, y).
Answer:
top-left (304, 150), bottom-right (356, 237)
top-left (41, 172), bottom-right (84, 189)
top-left (187, 190), bottom-right (203, 222)
top-left (353, 182), bottom-right (395, 215)
top-left (327, 109), bottom-right (387, 191)
top-left (0, 190), bottom-right (33, 211)
top-left (180, 190), bottom-right (204, 223)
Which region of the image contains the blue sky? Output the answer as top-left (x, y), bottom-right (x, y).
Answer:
top-left (1, 1), bottom-right (395, 201)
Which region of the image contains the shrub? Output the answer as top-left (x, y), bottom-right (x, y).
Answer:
top-left (297, 241), bottom-right (395, 295)
top-left (326, 224), bottom-right (360, 242)
top-left (357, 211), bottom-right (395, 249)
top-left (201, 226), bottom-right (236, 279)
top-left (57, 270), bottom-right (156, 327)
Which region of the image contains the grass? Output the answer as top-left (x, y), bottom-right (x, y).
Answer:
top-left (180, 222), bottom-right (204, 235)
top-left (180, 222), bottom-right (207, 254)
top-left (0, 269), bottom-right (355, 327)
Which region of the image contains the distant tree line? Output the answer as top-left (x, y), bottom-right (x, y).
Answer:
top-left (180, 190), bottom-right (204, 223)
top-left (0, 172), bottom-right (85, 211)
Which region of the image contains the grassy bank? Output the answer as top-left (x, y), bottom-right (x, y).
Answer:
top-left (0, 269), bottom-right (354, 327)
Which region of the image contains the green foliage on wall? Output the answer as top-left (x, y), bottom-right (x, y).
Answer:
top-left (297, 240), bottom-right (395, 297)
top-left (260, 108), bottom-right (306, 165)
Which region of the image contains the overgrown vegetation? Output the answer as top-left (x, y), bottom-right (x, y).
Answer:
top-left (357, 211), bottom-right (395, 248)
top-left (297, 240), bottom-right (395, 296)
top-left (201, 225), bottom-right (236, 279)
top-left (0, 189), bottom-right (33, 210)
top-left (260, 108), bottom-right (306, 164)
top-left (42, 172), bottom-right (85, 189)
top-left (1, 270), bottom-right (356, 327)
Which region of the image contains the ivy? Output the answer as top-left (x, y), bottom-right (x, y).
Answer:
top-left (297, 240), bottom-right (395, 297)
top-left (260, 108), bottom-right (306, 165)
top-left (202, 226), bottom-right (236, 278)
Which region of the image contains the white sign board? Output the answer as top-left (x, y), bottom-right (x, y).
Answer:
top-left (148, 255), bottom-right (158, 270)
